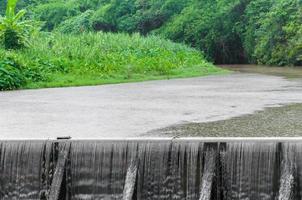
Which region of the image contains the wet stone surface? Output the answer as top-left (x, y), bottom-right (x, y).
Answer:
top-left (150, 104), bottom-right (302, 137)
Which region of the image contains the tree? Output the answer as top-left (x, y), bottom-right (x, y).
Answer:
top-left (0, 0), bottom-right (36, 49)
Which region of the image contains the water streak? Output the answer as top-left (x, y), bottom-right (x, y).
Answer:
top-left (199, 149), bottom-right (216, 200)
top-left (278, 144), bottom-right (295, 200)
top-left (122, 158), bottom-right (138, 200)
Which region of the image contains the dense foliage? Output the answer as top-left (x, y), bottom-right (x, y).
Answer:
top-left (0, 0), bottom-right (223, 90)
top-left (0, 32), bottom-right (221, 90)
top-left (0, 0), bottom-right (300, 90)
top-left (0, 0), bottom-right (36, 49)
top-left (0, 59), bottom-right (25, 90)
top-left (5, 0), bottom-right (300, 66)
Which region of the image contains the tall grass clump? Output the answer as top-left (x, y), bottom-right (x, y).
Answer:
top-left (5, 32), bottom-right (222, 88)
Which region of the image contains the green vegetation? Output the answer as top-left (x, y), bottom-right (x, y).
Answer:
top-left (1, 0), bottom-right (301, 90)
top-left (0, 59), bottom-right (25, 90)
top-left (0, 0), bottom-right (224, 91)
top-left (6, 0), bottom-right (300, 66)
top-left (0, 32), bottom-right (222, 90)
top-left (0, 0), bottom-right (36, 50)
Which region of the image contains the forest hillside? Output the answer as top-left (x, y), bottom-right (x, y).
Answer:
top-left (1, 0), bottom-right (301, 66)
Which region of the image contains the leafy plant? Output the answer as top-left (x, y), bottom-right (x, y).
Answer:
top-left (0, 59), bottom-right (25, 90)
top-left (0, 0), bottom-right (36, 49)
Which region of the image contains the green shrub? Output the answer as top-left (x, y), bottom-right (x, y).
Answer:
top-left (23, 32), bottom-right (213, 76)
top-left (0, 0), bottom-right (36, 50)
top-left (90, 4), bottom-right (117, 32)
top-left (3, 28), bottom-right (22, 49)
top-left (1, 32), bottom-right (221, 89)
top-left (56, 10), bottom-right (94, 34)
top-left (0, 59), bottom-right (25, 90)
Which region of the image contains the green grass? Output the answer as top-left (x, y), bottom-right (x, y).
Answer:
top-left (0, 32), bottom-right (226, 90)
top-left (26, 66), bottom-right (227, 89)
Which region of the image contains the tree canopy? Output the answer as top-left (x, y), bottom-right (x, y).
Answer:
top-left (2, 0), bottom-right (301, 65)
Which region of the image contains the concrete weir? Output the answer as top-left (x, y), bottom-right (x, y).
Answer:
top-left (1, 138), bottom-right (302, 199)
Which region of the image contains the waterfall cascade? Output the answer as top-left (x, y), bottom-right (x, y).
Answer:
top-left (0, 139), bottom-right (302, 200)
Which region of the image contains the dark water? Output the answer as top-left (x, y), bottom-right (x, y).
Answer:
top-left (1, 140), bottom-right (302, 199)
top-left (220, 64), bottom-right (302, 79)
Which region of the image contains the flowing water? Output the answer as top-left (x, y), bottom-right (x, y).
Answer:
top-left (199, 149), bottom-right (216, 200)
top-left (220, 64), bottom-right (302, 79)
top-left (0, 141), bottom-right (55, 200)
top-left (1, 140), bottom-right (302, 199)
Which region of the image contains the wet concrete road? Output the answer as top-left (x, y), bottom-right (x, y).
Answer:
top-left (1, 70), bottom-right (302, 139)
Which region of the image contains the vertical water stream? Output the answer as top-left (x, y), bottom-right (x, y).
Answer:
top-left (223, 142), bottom-right (278, 200)
top-left (1, 140), bottom-right (302, 200)
top-left (199, 149), bottom-right (216, 200)
top-left (0, 141), bottom-right (53, 199)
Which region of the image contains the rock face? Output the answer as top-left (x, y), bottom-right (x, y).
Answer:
top-left (0, 139), bottom-right (301, 199)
